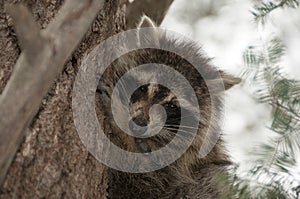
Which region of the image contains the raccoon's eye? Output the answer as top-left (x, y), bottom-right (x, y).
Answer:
top-left (139, 85), bottom-right (148, 93)
top-left (96, 87), bottom-right (110, 98)
top-left (165, 102), bottom-right (177, 109)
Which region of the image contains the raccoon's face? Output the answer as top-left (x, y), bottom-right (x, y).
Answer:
top-left (128, 83), bottom-right (182, 146)
top-left (97, 69), bottom-right (202, 154)
top-left (126, 80), bottom-right (201, 154)
top-left (129, 83), bottom-right (180, 134)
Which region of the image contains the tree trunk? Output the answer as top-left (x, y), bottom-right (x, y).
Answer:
top-left (0, 0), bottom-right (173, 197)
top-left (0, 0), bottom-right (125, 198)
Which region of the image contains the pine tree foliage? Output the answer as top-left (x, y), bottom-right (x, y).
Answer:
top-left (240, 36), bottom-right (300, 198)
top-left (252, 0), bottom-right (300, 24)
top-left (220, 1), bottom-right (300, 198)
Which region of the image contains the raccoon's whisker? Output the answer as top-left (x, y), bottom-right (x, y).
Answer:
top-left (164, 114), bottom-right (196, 123)
top-left (164, 127), bottom-right (191, 132)
top-left (164, 127), bottom-right (198, 141)
top-left (164, 125), bottom-right (198, 130)
top-left (164, 127), bottom-right (194, 136)
top-left (162, 128), bottom-right (196, 143)
top-left (164, 124), bottom-right (199, 130)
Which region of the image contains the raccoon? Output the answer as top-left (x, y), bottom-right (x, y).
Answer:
top-left (95, 16), bottom-right (241, 199)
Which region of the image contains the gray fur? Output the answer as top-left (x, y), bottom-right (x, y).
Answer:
top-left (95, 16), bottom-right (240, 199)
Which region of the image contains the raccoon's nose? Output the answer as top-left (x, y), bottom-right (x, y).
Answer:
top-left (129, 116), bottom-right (147, 136)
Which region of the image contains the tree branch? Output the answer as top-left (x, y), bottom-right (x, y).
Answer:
top-left (125, 0), bottom-right (174, 29)
top-left (6, 4), bottom-right (43, 65)
top-left (0, 0), bottom-right (105, 185)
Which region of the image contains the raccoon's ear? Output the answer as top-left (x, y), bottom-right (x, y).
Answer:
top-left (206, 71), bottom-right (241, 92)
top-left (137, 15), bottom-right (160, 47)
top-left (219, 71), bottom-right (241, 90)
top-left (138, 15), bottom-right (157, 28)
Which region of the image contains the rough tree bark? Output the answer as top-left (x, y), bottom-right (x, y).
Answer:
top-left (0, 0), bottom-right (173, 198)
top-left (0, 0), bottom-right (107, 187)
top-left (0, 0), bottom-right (125, 198)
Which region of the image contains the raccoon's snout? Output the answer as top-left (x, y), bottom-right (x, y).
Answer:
top-left (129, 116), bottom-right (148, 136)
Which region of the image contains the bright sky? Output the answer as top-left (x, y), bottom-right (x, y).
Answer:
top-left (162, 0), bottom-right (300, 179)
